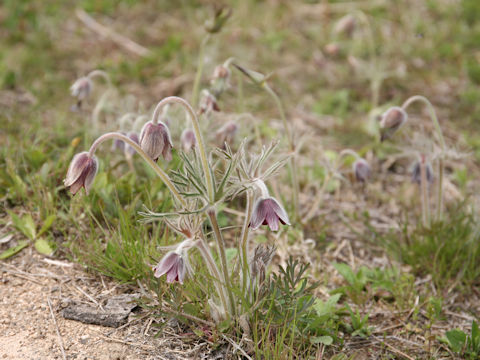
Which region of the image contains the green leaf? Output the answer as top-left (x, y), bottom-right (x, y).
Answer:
top-left (8, 211), bottom-right (36, 240)
top-left (38, 215), bottom-right (56, 237)
top-left (0, 241), bottom-right (28, 260)
top-left (333, 263), bottom-right (356, 286)
top-left (34, 238), bottom-right (54, 255)
top-left (310, 335), bottom-right (333, 345)
top-left (446, 329), bottom-right (467, 353)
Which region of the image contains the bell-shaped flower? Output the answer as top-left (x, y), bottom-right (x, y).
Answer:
top-left (70, 77), bottom-right (92, 102)
top-left (64, 152), bottom-right (98, 195)
top-left (353, 158), bottom-right (371, 182)
top-left (249, 197), bottom-right (290, 232)
top-left (180, 128), bottom-right (196, 152)
top-left (111, 131), bottom-right (127, 152)
top-left (380, 106), bottom-right (408, 141)
top-left (153, 251), bottom-right (186, 284)
top-left (411, 160), bottom-right (434, 185)
top-left (139, 121), bottom-right (172, 162)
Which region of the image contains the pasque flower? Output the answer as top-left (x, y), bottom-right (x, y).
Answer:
top-left (70, 76), bottom-right (92, 102)
top-left (64, 152), bottom-right (98, 195)
top-left (412, 158), bottom-right (434, 185)
top-left (380, 106), bottom-right (408, 141)
top-left (249, 197), bottom-right (290, 231)
top-left (139, 121), bottom-right (172, 162)
top-left (216, 121), bottom-right (238, 148)
top-left (180, 128), bottom-right (196, 152)
top-left (153, 251), bottom-right (186, 284)
top-left (353, 158), bottom-right (371, 182)
top-left (199, 90), bottom-right (220, 115)
top-left (125, 132), bottom-right (139, 156)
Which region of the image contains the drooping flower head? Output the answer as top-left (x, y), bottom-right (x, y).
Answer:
top-left (211, 64), bottom-right (231, 96)
top-left (380, 106), bottom-right (408, 141)
top-left (153, 251), bottom-right (186, 284)
top-left (139, 121), bottom-right (172, 162)
top-left (249, 197), bottom-right (290, 232)
top-left (180, 128), bottom-right (196, 153)
top-left (353, 158), bottom-right (371, 182)
top-left (411, 155), bottom-right (434, 185)
top-left (64, 152), bottom-right (98, 195)
top-left (112, 131), bottom-right (127, 152)
top-left (70, 76), bottom-right (93, 102)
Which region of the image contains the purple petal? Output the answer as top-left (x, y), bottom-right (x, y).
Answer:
top-left (265, 210), bottom-right (280, 231)
top-left (268, 198), bottom-right (290, 226)
top-left (249, 198), bottom-right (267, 230)
top-left (153, 251), bottom-right (178, 278)
top-left (64, 152), bottom-right (90, 187)
top-left (177, 257), bottom-right (186, 284)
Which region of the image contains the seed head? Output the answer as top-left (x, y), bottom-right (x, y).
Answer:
top-left (139, 121), bottom-right (172, 162)
top-left (64, 152), bottom-right (98, 195)
top-left (180, 128), bottom-right (196, 152)
top-left (153, 251), bottom-right (186, 284)
top-left (353, 158), bottom-right (371, 182)
top-left (249, 197), bottom-right (290, 232)
top-left (380, 106), bottom-right (408, 141)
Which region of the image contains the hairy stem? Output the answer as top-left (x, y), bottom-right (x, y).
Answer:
top-left (191, 34), bottom-right (211, 108)
top-left (151, 96), bottom-right (215, 204)
top-left (207, 208), bottom-right (235, 314)
top-left (420, 159), bottom-right (430, 227)
top-left (240, 190), bottom-right (254, 297)
top-left (195, 238), bottom-right (229, 317)
top-left (88, 132), bottom-right (186, 208)
top-left (402, 95), bottom-right (446, 221)
top-left (262, 83), bottom-right (299, 219)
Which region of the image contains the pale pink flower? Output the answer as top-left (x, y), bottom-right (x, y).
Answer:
top-left (353, 158), bottom-right (371, 182)
top-left (153, 251), bottom-right (186, 284)
top-left (64, 152), bottom-right (98, 195)
top-left (249, 197), bottom-right (290, 231)
top-left (139, 121), bottom-right (172, 162)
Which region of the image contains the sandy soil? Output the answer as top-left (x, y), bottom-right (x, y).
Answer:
top-left (0, 249), bottom-right (211, 360)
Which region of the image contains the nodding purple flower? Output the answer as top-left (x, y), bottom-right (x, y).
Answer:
top-left (353, 158), bottom-right (371, 182)
top-left (64, 152), bottom-right (98, 195)
top-left (70, 77), bottom-right (92, 107)
top-left (199, 90), bottom-right (220, 115)
top-left (139, 121), bottom-right (172, 162)
top-left (112, 132), bottom-right (126, 152)
top-left (380, 106), bottom-right (408, 142)
top-left (153, 251), bottom-right (186, 284)
top-left (180, 128), bottom-right (196, 152)
top-left (125, 132), bottom-right (139, 156)
top-left (249, 197), bottom-right (290, 232)
top-left (216, 121), bottom-right (238, 148)
top-left (412, 158), bottom-right (434, 185)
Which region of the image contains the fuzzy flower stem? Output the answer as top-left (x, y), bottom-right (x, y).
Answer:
top-left (192, 34), bottom-right (211, 108)
top-left (151, 96), bottom-right (215, 204)
top-left (88, 132), bottom-right (186, 208)
top-left (402, 95), bottom-right (446, 221)
top-left (420, 157), bottom-right (431, 227)
top-left (253, 179), bottom-right (270, 198)
top-left (207, 208), bottom-right (235, 315)
top-left (195, 238), bottom-right (229, 317)
top-left (87, 69), bottom-right (112, 88)
top-left (240, 190), bottom-right (254, 297)
top-left (262, 83), bottom-right (299, 220)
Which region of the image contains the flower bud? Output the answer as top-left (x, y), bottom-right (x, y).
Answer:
top-left (180, 128), bottom-right (196, 152)
top-left (411, 158), bottom-right (434, 185)
top-left (233, 63), bottom-right (269, 86)
top-left (353, 158), bottom-right (371, 182)
top-left (249, 197), bottom-right (290, 232)
top-left (216, 121), bottom-right (238, 148)
top-left (380, 106), bottom-right (408, 141)
top-left (204, 6), bottom-right (232, 33)
top-left (211, 65), bottom-right (231, 96)
top-left (139, 121), bottom-right (173, 162)
top-left (199, 90), bottom-right (220, 115)
top-left (64, 152), bottom-right (98, 195)
top-left (333, 14), bottom-right (356, 37)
